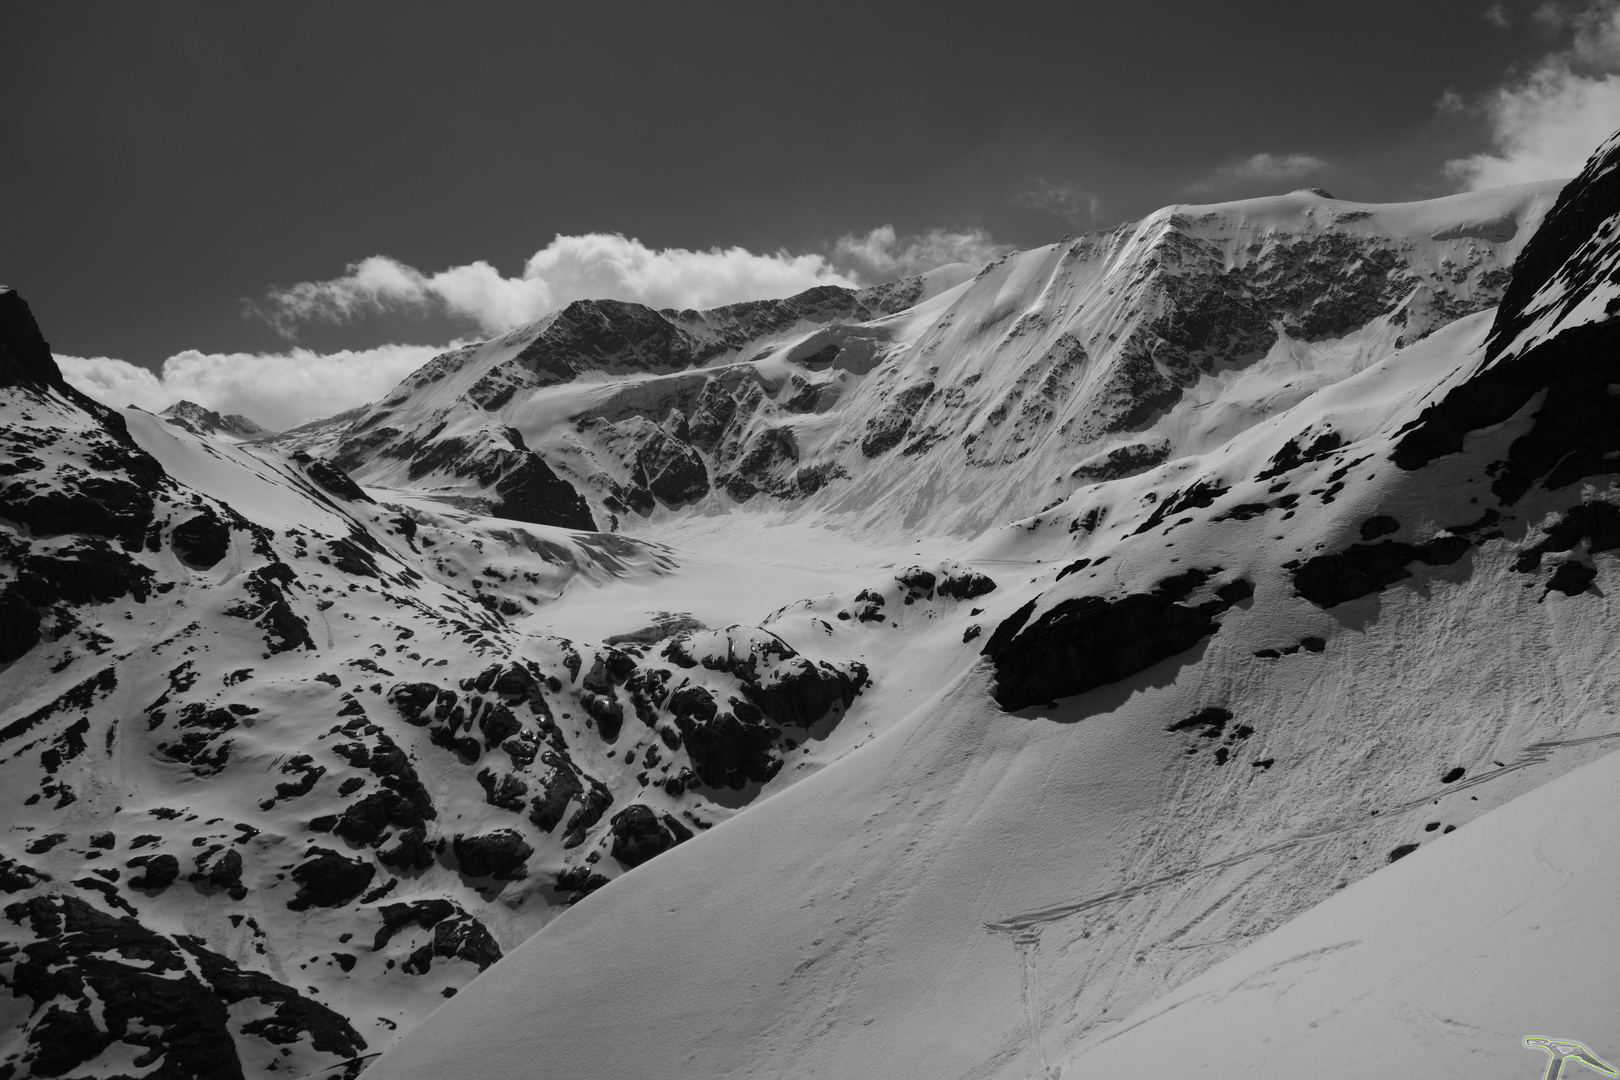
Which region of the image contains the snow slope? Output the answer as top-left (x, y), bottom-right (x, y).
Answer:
top-left (5, 142), bottom-right (1619, 1080)
top-left (365, 309), bottom-right (1620, 1080)
top-left (277, 181), bottom-right (1563, 540)
top-left (367, 149), bottom-right (1620, 1080)
top-left (1059, 743), bottom-right (1620, 1079)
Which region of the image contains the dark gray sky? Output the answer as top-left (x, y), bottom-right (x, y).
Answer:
top-left (1, 0), bottom-right (1607, 377)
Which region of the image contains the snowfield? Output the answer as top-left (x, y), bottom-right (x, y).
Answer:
top-left (5, 132), bottom-right (1620, 1080)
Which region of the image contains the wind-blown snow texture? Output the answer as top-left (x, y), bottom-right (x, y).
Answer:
top-left (3, 139), bottom-right (1620, 1079)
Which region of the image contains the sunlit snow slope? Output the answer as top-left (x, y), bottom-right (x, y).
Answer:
top-left (5, 140), bottom-right (1620, 1080)
top-left (364, 143), bottom-right (1620, 1080)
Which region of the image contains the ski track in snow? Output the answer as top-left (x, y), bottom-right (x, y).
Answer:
top-left (984, 728), bottom-right (1620, 936)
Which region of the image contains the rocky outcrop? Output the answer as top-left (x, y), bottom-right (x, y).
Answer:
top-left (982, 571), bottom-right (1252, 711)
top-left (171, 506), bottom-right (231, 567)
top-left (3, 894), bottom-right (365, 1079)
top-left (452, 829), bottom-right (533, 880)
top-left (1291, 536), bottom-right (1471, 609)
top-left (288, 848), bottom-right (373, 910)
top-left (608, 804), bottom-right (693, 868)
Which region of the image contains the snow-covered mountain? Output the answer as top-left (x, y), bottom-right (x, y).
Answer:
top-left (3, 129), bottom-right (1619, 1080)
top-left (160, 400), bottom-right (275, 442)
top-left (268, 183), bottom-right (1559, 537)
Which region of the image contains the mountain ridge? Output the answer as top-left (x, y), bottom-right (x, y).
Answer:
top-left (2, 155), bottom-right (1618, 1080)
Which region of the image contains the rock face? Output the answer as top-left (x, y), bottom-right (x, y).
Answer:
top-left (162, 400), bottom-right (274, 440)
top-left (452, 830), bottom-right (533, 880)
top-left (3, 894), bottom-right (365, 1080)
top-left (608, 804), bottom-right (692, 868)
top-left (661, 627), bottom-right (869, 788)
top-left (982, 570), bottom-right (1252, 711)
top-left (0, 289), bottom-right (67, 391)
top-left (257, 182), bottom-right (1556, 540)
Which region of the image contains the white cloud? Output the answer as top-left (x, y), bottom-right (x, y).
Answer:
top-left (1184, 152), bottom-right (1329, 196)
top-left (1219, 153), bottom-right (1328, 182)
top-left (59, 343), bottom-right (447, 431)
top-left (251, 234), bottom-right (862, 338)
top-left (1015, 179), bottom-right (1103, 227)
top-left (1448, 1), bottom-right (1620, 189)
top-left (65, 225), bottom-right (1011, 431)
top-left (1485, 3), bottom-right (1512, 28)
top-left (830, 225), bottom-right (1011, 279)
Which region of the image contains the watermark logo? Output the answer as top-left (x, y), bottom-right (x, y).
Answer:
top-left (1525, 1037), bottom-right (1617, 1079)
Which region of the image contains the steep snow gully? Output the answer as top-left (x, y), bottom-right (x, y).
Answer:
top-left (5, 132), bottom-right (1620, 1079)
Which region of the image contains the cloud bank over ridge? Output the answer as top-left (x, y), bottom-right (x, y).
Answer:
top-left (66, 225), bottom-right (1009, 428)
top-left (1448, 0), bottom-right (1620, 188)
top-left (249, 233), bottom-right (867, 339)
top-left (60, 343), bottom-right (448, 432)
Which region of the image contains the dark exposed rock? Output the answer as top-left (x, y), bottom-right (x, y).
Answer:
top-left (0, 584), bottom-right (42, 662)
top-left (1166, 707), bottom-right (1233, 737)
top-left (1485, 130), bottom-right (1620, 363)
top-left (1514, 500), bottom-right (1620, 571)
top-left (562, 781), bottom-right (614, 847)
top-left (0, 288), bottom-right (70, 390)
top-left (1291, 536), bottom-right (1470, 608)
top-left (896, 567), bottom-right (937, 595)
top-left (125, 854), bottom-right (179, 890)
top-left (476, 768), bottom-right (529, 811)
top-left (388, 682), bottom-right (441, 725)
top-left (580, 690), bottom-right (625, 742)
top-left (378, 827), bottom-right (434, 872)
top-left (492, 454), bottom-right (596, 530)
top-left (861, 382), bottom-right (934, 457)
top-left (330, 730), bottom-right (434, 826)
top-left (1071, 440), bottom-right (1172, 484)
top-left (983, 583), bottom-right (1248, 712)
top-left (291, 452), bottom-right (374, 503)
top-left (14, 541), bottom-right (156, 607)
top-left (1393, 321), bottom-right (1620, 504)
top-left (288, 848), bottom-right (375, 910)
top-left (491, 662), bottom-right (538, 701)
top-left (224, 561), bottom-right (314, 654)
top-left (452, 829), bottom-right (532, 880)
top-left (671, 703), bottom-right (779, 791)
top-left (1257, 430), bottom-right (1343, 481)
top-left (555, 865), bottom-right (610, 904)
top-left (478, 701), bottom-right (523, 747)
top-left (1359, 515), bottom-right (1400, 541)
top-left (529, 763), bottom-right (584, 833)
top-left (0, 853), bottom-right (50, 892)
top-left (609, 804), bottom-right (686, 868)
top-left (1546, 560), bottom-right (1598, 595)
top-left (636, 431), bottom-right (709, 505)
top-left (190, 848), bottom-right (246, 898)
top-left (937, 570), bottom-right (998, 600)
top-left (1133, 478), bottom-right (1231, 534)
top-left (332, 790), bottom-right (426, 847)
top-left (3, 893), bottom-right (364, 1080)
top-left (373, 899), bottom-right (502, 973)
top-left (171, 505), bottom-right (231, 567)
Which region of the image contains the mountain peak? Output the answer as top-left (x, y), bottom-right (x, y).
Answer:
top-left (0, 287), bottom-right (67, 391)
top-left (160, 399), bottom-right (275, 440)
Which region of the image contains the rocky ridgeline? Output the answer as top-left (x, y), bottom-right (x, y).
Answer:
top-left (272, 188), bottom-right (1550, 539)
top-left (0, 297), bottom-right (1024, 1077)
top-left (985, 141), bottom-right (1620, 717)
top-left (311, 282), bottom-right (930, 530)
top-left (160, 399), bottom-right (274, 441)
